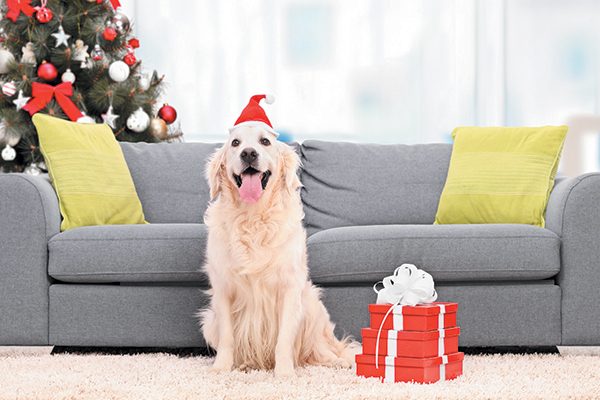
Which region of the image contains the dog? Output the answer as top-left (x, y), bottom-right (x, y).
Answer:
top-left (199, 96), bottom-right (357, 377)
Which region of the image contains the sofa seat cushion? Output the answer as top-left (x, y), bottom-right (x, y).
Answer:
top-left (48, 224), bottom-right (207, 283)
top-left (307, 224), bottom-right (560, 284)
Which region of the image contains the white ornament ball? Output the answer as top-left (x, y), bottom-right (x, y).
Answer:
top-left (109, 61), bottom-right (130, 82)
top-left (0, 48), bottom-right (15, 74)
top-left (77, 113), bottom-right (96, 124)
top-left (61, 68), bottom-right (76, 83)
top-left (2, 81), bottom-right (17, 97)
top-left (126, 107), bottom-right (150, 132)
top-left (1, 144), bottom-right (16, 161)
top-left (24, 162), bottom-right (42, 176)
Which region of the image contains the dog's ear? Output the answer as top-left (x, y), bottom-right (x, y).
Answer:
top-left (279, 143), bottom-right (302, 195)
top-left (206, 146), bottom-right (226, 200)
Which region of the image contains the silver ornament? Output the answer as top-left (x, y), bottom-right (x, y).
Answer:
top-left (61, 68), bottom-right (76, 83)
top-left (24, 163), bottom-right (42, 176)
top-left (111, 11), bottom-right (131, 34)
top-left (126, 107), bottom-right (150, 132)
top-left (1, 144), bottom-right (16, 161)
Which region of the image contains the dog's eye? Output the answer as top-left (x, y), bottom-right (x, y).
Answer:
top-left (260, 138), bottom-right (271, 146)
top-left (231, 139), bottom-right (240, 147)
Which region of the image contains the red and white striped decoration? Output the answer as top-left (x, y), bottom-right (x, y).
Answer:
top-left (2, 81), bottom-right (17, 97)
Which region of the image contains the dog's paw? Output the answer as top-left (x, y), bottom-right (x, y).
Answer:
top-left (332, 357), bottom-right (352, 369)
top-left (274, 364), bottom-right (296, 378)
top-left (210, 352), bottom-right (234, 373)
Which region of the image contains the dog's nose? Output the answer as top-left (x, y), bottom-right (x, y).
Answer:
top-left (240, 148), bottom-right (258, 164)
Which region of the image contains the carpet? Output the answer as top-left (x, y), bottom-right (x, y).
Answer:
top-left (1, 348), bottom-right (600, 400)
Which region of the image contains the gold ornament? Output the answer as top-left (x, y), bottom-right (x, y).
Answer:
top-left (149, 118), bottom-right (168, 140)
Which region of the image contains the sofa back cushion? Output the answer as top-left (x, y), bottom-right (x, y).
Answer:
top-left (300, 140), bottom-right (452, 234)
top-left (120, 142), bottom-right (220, 223)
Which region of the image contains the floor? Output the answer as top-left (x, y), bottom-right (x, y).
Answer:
top-left (1, 347), bottom-right (600, 399)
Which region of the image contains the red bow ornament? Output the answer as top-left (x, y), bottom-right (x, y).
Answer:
top-left (6, 0), bottom-right (36, 22)
top-left (23, 82), bottom-right (83, 122)
top-left (96, 0), bottom-right (121, 10)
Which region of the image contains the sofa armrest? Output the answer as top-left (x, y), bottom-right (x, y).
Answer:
top-left (0, 173), bottom-right (60, 344)
top-left (546, 173), bottom-right (600, 345)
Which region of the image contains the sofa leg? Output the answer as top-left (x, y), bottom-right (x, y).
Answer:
top-left (558, 346), bottom-right (600, 356)
top-left (0, 346), bottom-right (54, 356)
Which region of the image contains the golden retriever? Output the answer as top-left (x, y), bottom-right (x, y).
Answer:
top-left (199, 125), bottom-right (357, 377)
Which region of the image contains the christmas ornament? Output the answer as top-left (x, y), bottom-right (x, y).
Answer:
top-left (149, 117), bottom-right (168, 140)
top-left (0, 45), bottom-right (16, 74)
top-left (12, 90), bottom-right (31, 111)
top-left (2, 81), bottom-right (17, 97)
top-left (126, 107), bottom-right (150, 132)
top-left (108, 60), bottom-right (130, 82)
top-left (158, 104), bottom-right (177, 125)
top-left (24, 162), bottom-right (42, 175)
top-left (21, 42), bottom-right (37, 65)
top-left (6, 0), bottom-right (35, 22)
top-left (101, 105), bottom-right (119, 129)
top-left (72, 40), bottom-right (89, 62)
top-left (77, 113), bottom-right (95, 123)
top-left (1, 144), bottom-right (16, 161)
top-left (95, 0), bottom-right (121, 9)
top-left (123, 52), bottom-right (136, 66)
top-left (51, 25), bottom-right (71, 48)
top-left (35, 0), bottom-right (53, 23)
top-left (128, 38), bottom-right (140, 49)
top-left (137, 70), bottom-right (152, 91)
top-left (23, 82), bottom-right (83, 122)
top-left (37, 61), bottom-right (58, 81)
top-left (61, 68), bottom-right (76, 84)
top-left (80, 58), bottom-right (93, 69)
top-left (91, 44), bottom-right (105, 61)
top-left (102, 26), bottom-right (117, 41)
top-left (111, 11), bottom-right (130, 33)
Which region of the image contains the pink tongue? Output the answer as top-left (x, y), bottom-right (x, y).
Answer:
top-left (239, 173), bottom-right (263, 203)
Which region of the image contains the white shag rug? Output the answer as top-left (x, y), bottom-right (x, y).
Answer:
top-left (1, 348), bottom-right (600, 400)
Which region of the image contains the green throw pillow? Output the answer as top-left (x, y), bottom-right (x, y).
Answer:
top-left (33, 113), bottom-right (147, 231)
top-left (435, 126), bottom-right (568, 227)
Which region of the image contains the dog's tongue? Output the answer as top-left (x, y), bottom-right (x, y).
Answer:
top-left (239, 173), bottom-right (263, 203)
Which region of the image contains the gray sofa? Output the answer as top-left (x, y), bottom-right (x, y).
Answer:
top-left (1, 140), bottom-right (599, 348)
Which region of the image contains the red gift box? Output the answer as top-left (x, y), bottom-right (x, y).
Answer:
top-left (356, 352), bottom-right (464, 383)
top-left (361, 326), bottom-right (460, 358)
top-left (369, 302), bottom-right (458, 332)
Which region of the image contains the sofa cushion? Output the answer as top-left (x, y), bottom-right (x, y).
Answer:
top-left (120, 142), bottom-right (220, 224)
top-left (300, 140), bottom-right (452, 236)
top-left (48, 224), bottom-right (207, 283)
top-left (307, 224), bottom-right (560, 284)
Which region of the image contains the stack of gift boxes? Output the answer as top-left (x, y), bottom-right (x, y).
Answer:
top-left (356, 302), bottom-right (464, 383)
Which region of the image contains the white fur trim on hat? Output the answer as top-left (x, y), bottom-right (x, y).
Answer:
top-left (229, 121), bottom-right (279, 137)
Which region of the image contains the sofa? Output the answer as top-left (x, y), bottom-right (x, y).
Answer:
top-left (1, 140), bottom-right (599, 348)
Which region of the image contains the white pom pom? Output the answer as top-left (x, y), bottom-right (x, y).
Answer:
top-left (264, 94), bottom-right (275, 104)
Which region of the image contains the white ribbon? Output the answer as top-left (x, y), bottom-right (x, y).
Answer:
top-left (373, 264), bottom-right (438, 369)
top-left (439, 355), bottom-right (449, 382)
top-left (437, 304), bottom-right (447, 356)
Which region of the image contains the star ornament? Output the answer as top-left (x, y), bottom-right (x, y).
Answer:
top-left (13, 90), bottom-right (31, 111)
top-left (102, 105), bottom-right (120, 129)
top-left (52, 25), bottom-right (71, 48)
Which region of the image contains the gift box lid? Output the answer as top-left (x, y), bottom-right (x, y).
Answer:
top-left (361, 326), bottom-right (460, 341)
top-left (369, 302), bottom-right (458, 316)
top-left (356, 352), bottom-right (464, 368)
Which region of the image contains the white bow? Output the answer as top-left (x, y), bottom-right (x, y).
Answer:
top-left (373, 264), bottom-right (437, 306)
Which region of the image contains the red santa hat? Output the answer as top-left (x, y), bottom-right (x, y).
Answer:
top-left (230, 94), bottom-right (277, 137)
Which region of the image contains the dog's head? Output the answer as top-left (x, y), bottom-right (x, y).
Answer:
top-left (206, 125), bottom-right (301, 204)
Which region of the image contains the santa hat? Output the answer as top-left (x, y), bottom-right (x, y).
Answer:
top-left (230, 94), bottom-right (278, 137)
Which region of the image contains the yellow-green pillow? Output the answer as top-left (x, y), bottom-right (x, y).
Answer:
top-left (434, 126), bottom-right (568, 227)
top-left (33, 114), bottom-right (146, 231)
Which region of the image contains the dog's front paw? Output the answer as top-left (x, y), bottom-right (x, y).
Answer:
top-left (210, 351), bottom-right (234, 373)
top-left (274, 360), bottom-right (295, 378)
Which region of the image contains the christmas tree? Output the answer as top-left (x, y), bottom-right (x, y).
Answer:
top-left (0, 0), bottom-right (180, 173)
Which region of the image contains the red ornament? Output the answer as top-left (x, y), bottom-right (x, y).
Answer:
top-left (102, 26), bottom-right (117, 41)
top-left (123, 52), bottom-right (137, 66)
top-left (37, 61), bottom-right (58, 81)
top-left (128, 38), bottom-right (140, 49)
top-left (35, 3), bottom-right (53, 24)
top-left (158, 104), bottom-right (177, 125)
